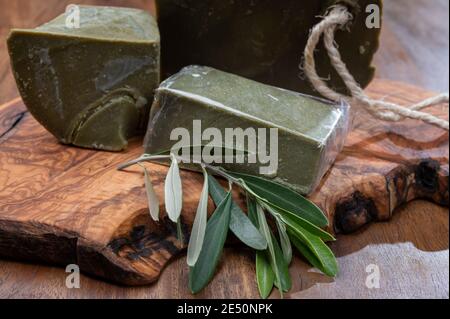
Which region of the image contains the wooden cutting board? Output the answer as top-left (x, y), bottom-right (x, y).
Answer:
top-left (0, 79), bottom-right (448, 286)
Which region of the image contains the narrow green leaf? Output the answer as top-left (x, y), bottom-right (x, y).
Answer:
top-left (208, 175), bottom-right (267, 250)
top-left (189, 192), bottom-right (232, 294)
top-left (270, 233), bottom-right (292, 292)
top-left (141, 165), bottom-right (160, 222)
top-left (275, 217), bottom-right (292, 265)
top-left (256, 251), bottom-right (275, 299)
top-left (230, 171), bottom-right (328, 227)
top-left (289, 232), bottom-right (326, 275)
top-left (230, 207), bottom-right (268, 251)
top-left (256, 204), bottom-right (291, 296)
top-left (165, 154), bottom-right (183, 223)
top-left (176, 218), bottom-right (184, 244)
top-left (187, 167), bottom-right (209, 266)
top-left (256, 204), bottom-right (281, 296)
top-left (288, 227), bottom-right (338, 277)
top-left (247, 196), bottom-right (258, 227)
top-left (266, 203), bottom-right (335, 242)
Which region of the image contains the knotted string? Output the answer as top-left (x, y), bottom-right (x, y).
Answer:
top-left (303, 5), bottom-right (449, 130)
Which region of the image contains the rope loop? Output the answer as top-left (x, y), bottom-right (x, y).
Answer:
top-left (303, 5), bottom-right (449, 130)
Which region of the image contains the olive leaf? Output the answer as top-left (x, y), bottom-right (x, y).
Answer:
top-left (250, 197), bottom-right (275, 298)
top-left (140, 164), bottom-right (160, 222)
top-left (118, 155), bottom-right (340, 297)
top-left (270, 232), bottom-right (292, 293)
top-left (271, 204), bottom-right (335, 242)
top-left (288, 226), bottom-right (338, 277)
top-left (230, 171), bottom-right (328, 227)
top-left (275, 216), bottom-right (292, 265)
top-left (187, 166), bottom-right (209, 266)
top-left (230, 208), bottom-right (268, 250)
top-left (165, 154), bottom-right (183, 223)
top-left (189, 192), bottom-right (232, 294)
top-left (256, 203), bottom-right (291, 297)
top-left (262, 200), bottom-right (334, 242)
top-left (288, 232), bottom-right (327, 276)
top-left (256, 251), bottom-right (275, 299)
top-left (246, 196), bottom-right (258, 227)
top-left (176, 218), bottom-right (184, 244)
top-left (208, 175), bottom-right (267, 250)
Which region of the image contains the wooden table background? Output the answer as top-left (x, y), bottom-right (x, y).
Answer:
top-left (0, 0), bottom-right (448, 299)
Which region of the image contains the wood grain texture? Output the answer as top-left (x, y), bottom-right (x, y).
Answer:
top-left (0, 79), bottom-right (448, 288)
top-left (314, 84), bottom-right (449, 234)
top-left (0, 201), bottom-right (447, 299)
top-left (0, 0), bottom-right (448, 299)
top-left (374, 0), bottom-right (450, 92)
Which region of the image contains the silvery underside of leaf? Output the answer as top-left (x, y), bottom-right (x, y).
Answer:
top-left (118, 152), bottom-right (338, 298)
top-left (165, 154), bottom-right (183, 223)
top-left (140, 164), bottom-right (160, 222)
top-left (187, 166), bottom-right (209, 267)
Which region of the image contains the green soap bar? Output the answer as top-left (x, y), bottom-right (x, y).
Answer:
top-left (8, 5), bottom-right (160, 151)
top-left (156, 0), bottom-right (382, 96)
top-left (145, 66), bottom-right (350, 195)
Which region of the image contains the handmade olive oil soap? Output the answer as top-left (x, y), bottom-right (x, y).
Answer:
top-left (145, 66), bottom-right (350, 194)
top-left (155, 0), bottom-right (382, 96)
top-left (8, 6), bottom-right (160, 151)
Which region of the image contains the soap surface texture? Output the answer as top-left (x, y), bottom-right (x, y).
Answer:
top-left (8, 5), bottom-right (160, 151)
top-left (145, 66), bottom-right (350, 195)
top-left (156, 0), bottom-right (382, 97)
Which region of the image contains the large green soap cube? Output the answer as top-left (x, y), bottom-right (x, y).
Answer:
top-left (8, 5), bottom-right (160, 151)
top-left (155, 0), bottom-right (382, 96)
top-left (145, 66), bottom-right (350, 195)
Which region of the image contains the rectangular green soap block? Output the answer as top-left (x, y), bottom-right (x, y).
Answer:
top-left (8, 5), bottom-right (160, 151)
top-left (145, 66), bottom-right (350, 195)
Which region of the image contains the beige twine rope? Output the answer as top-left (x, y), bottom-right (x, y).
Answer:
top-left (303, 5), bottom-right (449, 130)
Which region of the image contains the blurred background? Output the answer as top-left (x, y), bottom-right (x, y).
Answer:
top-left (0, 0), bottom-right (448, 299)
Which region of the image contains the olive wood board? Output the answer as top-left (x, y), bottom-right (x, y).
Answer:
top-left (0, 79), bottom-right (448, 286)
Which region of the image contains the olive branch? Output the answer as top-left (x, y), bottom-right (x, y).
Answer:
top-left (119, 154), bottom-right (338, 298)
